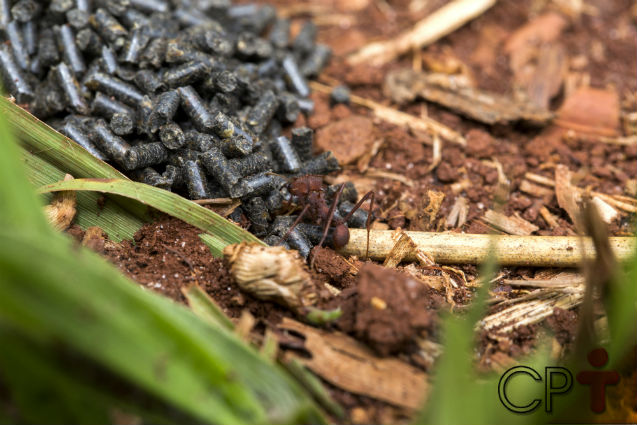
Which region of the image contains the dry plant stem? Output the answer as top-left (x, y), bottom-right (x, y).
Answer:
top-left (341, 229), bottom-right (636, 267)
top-left (309, 81), bottom-right (466, 145)
top-left (347, 0), bottom-right (497, 66)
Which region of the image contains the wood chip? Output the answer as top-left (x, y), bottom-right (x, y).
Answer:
top-left (591, 196), bottom-right (618, 224)
top-left (279, 318), bottom-right (428, 410)
top-left (44, 174), bottom-right (76, 231)
top-left (555, 165), bottom-right (583, 231)
top-left (383, 231), bottom-right (418, 268)
top-left (526, 44), bottom-right (568, 108)
top-left (385, 69), bottom-right (553, 125)
top-left (347, 0), bottom-right (496, 66)
top-left (483, 209), bottom-right (539, 235)
top-left (555, 87), bottom-right (620, 137)
top-left (365, 168), bottom-right (415, 187)
top-left (423, 190), bottom-right (445, 227)
top-left (519, 179), bottom-right (555, 198)
top-left (539, 206), bottom-right (560, 228)
top-left (446, 195), bottom-right (469, 228)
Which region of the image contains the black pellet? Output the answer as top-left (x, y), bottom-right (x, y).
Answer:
top-left (209, 92), bottom-right (239, 115)
top-left (300, 44), bottom-right (331, 78)
top-left (269, 216), bottom-right (311, 259)
top-left (105, 0), bottom-right (129, 16)
top-left (185, 130), bottom-right (218, 152)
top-left (290, 127), bottom-right (313, 161)
top-left (91, 91), bottom-right (134, 120)
top-left (100, 45), bottom-right (118, 74)
top-left (133, 167), bottom-right (171, 190)
top-left (177, 85), bottom-right (215, 133)
top-left (90, 8), bottom-right (127, 49)
top-left (30, 77), bottom-right (67, 118)
top-left (327, 182), bottom-right (358, 204)
top-left (263, 234), bottom-right (288, 249)
top-left (159, 122), bottom-right (186, 150)
top-left (296, 223), bottom-right (335, 246)
top-left (110, 112), bottom-right (134, 135)
top-left (246, 89), bottom-right (278, 135)
top-left (0, 45), bottom-right (33, 103)
top-left (149, 89), bottom-right (179, 132)
top-left (292, 21), bottom-right (316, 56)
top-left (133, 70), bottom-right (163, 94)
top-left (205, 70), bottom-right (236, 94)
top-left (257, 57), bottom-right (277, 77)
top-left (135, 94), bottom-right (152, 135)
top-left (162, 61), bottom-right (209, 88)
top-left (123, 141), bottom-right (167, 170)
top-left (50, 0), bottom-right (74, 15)
top-left (301, 151), bottom-right (340, 175)
top-left (140, 37), bottom-right (165, 68)
top-left (23, 21), bottom-right (37, 56)
top-left (162, 164), bottom-right (181, 188)
top-left (296, 97), bottom-right (314, 114)
top-left (10, 0), bottom-right (40, 22)
top-left (212, 111), bottom-right (255, 147)
top-left (5, 21), bottom-right (29, 71)
top-left (54, 62), bottom-right (89, 113)
top-left (201, 147), bottom-right (240, 192)
top-left (220, 135), bottom-right (252, 158)
top-left (184, 159), bottom-right (210, 199)
top-left (66, 8), bottom-right (89, 29)
top-left (277, 92), bottom-right (300, 123)
top-left (228, 151), bottom-right (270, 177)
top-left (121, 26), bottom-right (150, 64)
top-left (269, 18), bottom-right (289, 49)
top-left (236, 31), bottom-right (272, 60)
top-left (339, 201), bottom-right (368, 228)
top-left (92, 118), bottom-right (130, 165)
top-left (331, 85), bottom-right (351, 105)
top-left (84, 71), bottom-right (144, 106)
top-left (264, 191), bottom-right (282, 214)
top-left (272, 135), bottom-right (301, 173)
top-left (60, 117), bottom-right (106, 160)
top-left (189, 26), bottom-right (233, 56)
top-left (0, 0), bottom-right (9, 26)
top-left (282, 55), bottom-right (309, 98)
top-left (244, 197), bottom-right (270, 236)
top-left (75, 28), bottom-right (102, 55)
top-left (127, 0), bottom-right (166, 13)
top-left (229, 171), bottom-right (274, 199)
top-left (56, 24), bottom-right (86, 75)
top-left (76, 0), bottom-right (90, 13)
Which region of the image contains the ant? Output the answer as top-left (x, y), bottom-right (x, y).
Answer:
top-left (278, 175), bottom-right (375, 262)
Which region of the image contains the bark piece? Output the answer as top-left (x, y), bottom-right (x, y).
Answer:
top-left (483, 209), bottom-right (539, 236)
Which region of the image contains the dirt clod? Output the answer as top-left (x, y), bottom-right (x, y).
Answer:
top-left (338, 264), bottom-right (437, 356)
top-left (315, 115), bottom-right (376, 164)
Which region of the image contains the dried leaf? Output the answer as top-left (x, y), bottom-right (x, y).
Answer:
top-left (279, 318), bottom-right (428, 410)
top-left (446, 196), bottom-right (469, 228)
top-left (223, 243), bottom-right (318, 312)
top-left (385, 69), bottom-right (553, 125)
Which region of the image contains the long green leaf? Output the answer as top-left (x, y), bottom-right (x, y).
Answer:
top-left (23, 150), bottom-right (143, 242)
top-left (38, 178), bottom-right (264, 249)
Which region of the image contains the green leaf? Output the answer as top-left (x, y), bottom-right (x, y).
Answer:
top-left (182, 284), bottom-right (235, 331)
top-left (23, 149), bottom-right (143, 242)
top-left (38, 178), bottom-right (264, 249)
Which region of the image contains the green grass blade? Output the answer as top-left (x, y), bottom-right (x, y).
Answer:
top-left (0, 97), bottom-right (126, 180)
top-left (183, 285), bottom-right (235, 331)
top-left (0, 99), bottom-right (51, 234)
top-left (23, 150), bottom-right (143, 242)
top-left (199, 232), bottom-right (237, 257)
top-left (38, 178), bottom-right (264, 248)
top-left (0, 228), bottom-right (323, 425)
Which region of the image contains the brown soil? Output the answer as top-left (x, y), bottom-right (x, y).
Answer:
top-left (83, 0), bottom-right (636, 422)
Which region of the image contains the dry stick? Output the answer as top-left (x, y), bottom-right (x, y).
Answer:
top-left (347, 0), bottom-right (497, 66)
top-left (341, 229), bottom-right (635, 267)
top-left (309, 81), bottom-right (466, 145)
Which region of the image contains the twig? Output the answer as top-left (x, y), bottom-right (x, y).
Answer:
top-left (347, 0), bottom-right (497, 66)
top-left (341, 229), bottom-right (635, 267)
top-left (310, 81), bottom-right (466, 145)
top-left (192, 198), bottom-right (234, 205)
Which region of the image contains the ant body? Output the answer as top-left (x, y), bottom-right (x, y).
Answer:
top-left (279, 175), bottom-right (374, 260)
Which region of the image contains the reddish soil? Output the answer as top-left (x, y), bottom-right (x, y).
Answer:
top-left (82, 0), bottom-right (636, 422)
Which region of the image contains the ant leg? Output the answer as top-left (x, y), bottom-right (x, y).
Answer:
top-left (277, 203), bottom-right (310, 245)
top-left (342, 191), bottom-right (375, 260)
top-left (317, 183), bottom-right (345, 249)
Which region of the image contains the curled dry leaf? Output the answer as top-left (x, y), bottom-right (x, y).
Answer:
top-left (223, 243), bottom-right (318, 312)
top-left (44, 174), bottom-right (76, 231)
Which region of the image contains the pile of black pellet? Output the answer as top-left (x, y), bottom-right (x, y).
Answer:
top-left (0, 0), bottom-right (367, 255)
